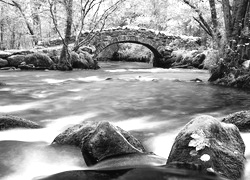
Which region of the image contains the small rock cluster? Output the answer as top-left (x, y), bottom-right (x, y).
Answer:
top-left (0, 50), bottom-right (54, 70)
top-left (0, 46), bottom-right (99, 71)
top-left (157, 48), bottom-right (207, 69)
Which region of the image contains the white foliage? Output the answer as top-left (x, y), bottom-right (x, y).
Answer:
top-left (188, 129), bottom-right (210, 151)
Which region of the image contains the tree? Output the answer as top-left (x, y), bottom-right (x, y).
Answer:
top-left (182, 0), bottom-right (221, 48)
top-left (0, 0), bottom-right (38, 45)
top-left (48, 0), bottom-right (126, 70)
top-left (221, 0), bottom-right (250, 60)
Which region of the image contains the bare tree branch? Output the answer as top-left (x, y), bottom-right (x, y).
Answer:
top-left (183, 0), bottom-right (213, 37)
top-left (0, 0), bottom-right (14, 6)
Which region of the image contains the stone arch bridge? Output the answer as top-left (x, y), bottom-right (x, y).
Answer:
top-left (78, 27), bottom-right (200, 67)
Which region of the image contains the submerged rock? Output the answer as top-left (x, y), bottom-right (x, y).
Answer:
top-left (0, 115), bottom-right (42, 131)
top-left (167, 115), bottom-right (245, 180)
top-left (37, 165), bottom-right (225, 180)
top-left (52, 121), bottom-right (146, 166)
top-left (222, 110), bottom-right (250, 132)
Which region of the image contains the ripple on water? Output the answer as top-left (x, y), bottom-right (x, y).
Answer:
top-left (0, 102), bottom-right (43, 113)
top-left (113, 116), bottom-right (169, 131)
top-left (41, 78), bottom-right (75, 84)
top-left (77, 76), bottom-right (105, 82)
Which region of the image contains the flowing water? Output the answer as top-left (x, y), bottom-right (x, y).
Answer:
top-left (0, 62), bottom-right (250, 180)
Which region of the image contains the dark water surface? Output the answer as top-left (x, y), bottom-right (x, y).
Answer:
top-left (0, 62), bottom-right (250, 179)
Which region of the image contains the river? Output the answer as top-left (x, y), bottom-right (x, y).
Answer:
top-left (0, 62), bottom-right (250, 180)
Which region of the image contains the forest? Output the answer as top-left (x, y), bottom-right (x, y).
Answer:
top-left (0, 0), bottom-right (249, 87)
top-left (1, 1), bottom-right (250, 180)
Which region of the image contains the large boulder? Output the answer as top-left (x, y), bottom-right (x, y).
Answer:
top-left (71, 51), bottom-right (99, 69)
top-left (167, 115), bottom-right (245, 180)
top-left (81, 121), bottom-right (146, 166)
top-left (71, 51), bottom-right (89, 69)
top-left (7, 55), bottom-right (26, 67)
top-left (222, 110), bottom-right (250, 132)
top-left (52, 121), bottom-right (146, 166)
top-left (0, 115), bottom-right (42, 131)
top-left (0, 58), bottom-right (8, 67)
top-left (24, 53), bottom-right (54, 68)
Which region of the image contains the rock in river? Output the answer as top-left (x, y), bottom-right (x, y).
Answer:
top-left (222, 110), bottom-right (250, 132)
top-left (24, 53), bottom-right (54, 68)
top-left (52, 121), bottom-right (146, 166)
top-left (167, 115), bottom-right (245, 180)
top-left (0, 115), bottom-right (42, 130)
top-left (7, 55), bottom-right (26, 67)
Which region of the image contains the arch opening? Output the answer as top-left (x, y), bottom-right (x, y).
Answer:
top-left (96, 41), bottom-right (163, 66)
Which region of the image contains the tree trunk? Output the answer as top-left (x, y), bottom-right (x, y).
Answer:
top-left (222, 0), bottom-right (232, 42)
top-left (222, 0), bottom-right (250, 62)
top-left (10, 26), bottom-right (15, 49)
top-left (231, 0), bottom-right (248, 42)
top-left (58, 0), bottom-right (73, 71)
top-left (31, 0), bottom-right (42, 38)
top-left (52, 0), bottom-right (58, 35)
top-left (0, 6), bottom-right (4, 50)
top-left (11, 1), bottom-right (37, 46)
top-left (209, 0), bottom-right (220, 48)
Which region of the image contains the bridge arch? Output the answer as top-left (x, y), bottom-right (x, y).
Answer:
top-left (98, 40), bottom-right (162, 64)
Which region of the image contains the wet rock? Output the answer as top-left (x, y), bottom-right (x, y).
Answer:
top-left (71, 52), bottom-right (89, 69)
top-left (167, 115), bottom-right (245, 180)
top-left (18, 62), bottom-right (36, 70)
top-left (71, 51), bottom-right (99, 69)
top-left (37, 165), bottom-right (225, 180)
top-left (0, 58), bottom-right (8, 67)
top-left (222, 110), bottom-right (250, 132)
top-left (190, 78), bottom-right (203, 83)
top-left (0, 115), bottom-right (42, 131)
top-left (24, 53), bottom-right (54, 68)
top-left (52, 121), bottom-right (146, 166)
top-left (7, 55), bottom-right (26, 67)
top-left (0, 67), bottom-right (17, 70)
top-left (81, 122), bottom-right (146, 165)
